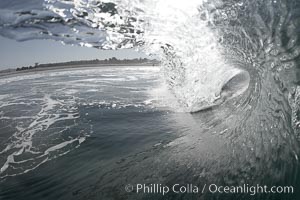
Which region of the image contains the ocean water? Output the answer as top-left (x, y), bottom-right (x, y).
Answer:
top-left (0, 66), bottom-right (298, 200)
top-left (1, 0), bottom-right (300, 200)
top-left (0, 67), bottom-right (174, 199)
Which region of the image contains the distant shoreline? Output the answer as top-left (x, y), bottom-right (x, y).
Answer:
top-left (0, 63), bottom-right (159, 78)
top-left (0, 58), bottom-right (160, 78)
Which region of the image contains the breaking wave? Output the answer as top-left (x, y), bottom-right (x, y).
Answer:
top-left (0, 0), bottom-right (299, 111)
top-left (1, 0), bottom-right (300, 189)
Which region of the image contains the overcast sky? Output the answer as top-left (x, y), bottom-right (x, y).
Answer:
top-left (0, 36), bottom-right (148, 70)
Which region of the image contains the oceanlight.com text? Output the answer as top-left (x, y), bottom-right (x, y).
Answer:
top-left (125, 183), bottom-right (294, 196)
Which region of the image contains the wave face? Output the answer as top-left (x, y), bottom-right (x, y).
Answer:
top-left (3, 0), bottom-right (296, 111)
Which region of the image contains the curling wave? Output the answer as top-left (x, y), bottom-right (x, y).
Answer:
top-left (0, 0), bottom-right (258, 112)
top-left (1, 2), bottom-right (300, 196)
